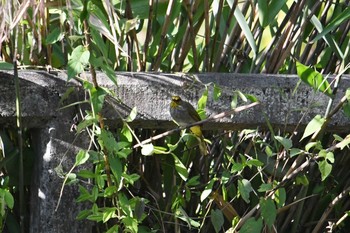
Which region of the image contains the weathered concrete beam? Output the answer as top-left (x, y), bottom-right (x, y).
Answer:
top-left (0, 70), bottom-right (349, 232)
top-left (1, 71), bottom-right (350, 132)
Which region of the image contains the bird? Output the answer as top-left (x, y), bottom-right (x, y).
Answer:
top-left (169, 96), bottom-right (207, 155)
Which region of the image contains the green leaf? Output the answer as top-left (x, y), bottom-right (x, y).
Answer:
top-left (186, 175), bottom-right (200, 187)
top-left (109, 155), bottom-right (122, 185)
top-left (67, 45), bottom-right (90, 80)
top-left (231, 92), bottom-right (238, 109)
top-left (296, 174), bottom-right (309, 186)
top-left (290, 148), bottom-right (303, 157)
top-left (335, 134), bottom-right (350, 150)
top-left (232, 6), bottom-right (257, 57)
top-left (98, 129), bottom-right (119, 154)
top-left (258, 183), bottom-right (273, 192)
top-left (4, 189), bottom-right (14, 209)
top-left (245, 94), bottom-right (259, 102)
top-left (102, 207), bottom-right (117, 223)
top-left (231, 162), bottom-right (244, 173)
top-left (346, 88), bottom-right (350, 100)
top-left (301, 115), bottom-right (326, 141)
top-left (75, 150), bottom-right (90, 166)
top-left (121, 123), bottom-right (133, 143)
top-left (310, 15), bottom-right (343, 59)
top-left (77, 185), bottom-right (93, 203)
top-left (122, 173), bottom-right (140, 185)
top-left (213, 84), bottom-right (222, 101)
top-left (201, 179), bottom-right (215, 202)
top-left (78, 170), bottom-right (95, 179)
top-left (246, 159), bottom-right (264, 167)
top-left (258, 0), bottom-right (287, 27)
top-left (76, 114), bottom-right (98, 133)
top-left (275, 136), bottom-right (292, 150)
top-left (46, 27), bottom-right (64, 44)
top-left (122, 216), bottom-right (138, 233)
top-left (240, 217), bottom-right (263, 233)
top-left (238, 179), bottom-right (252, 203)
top-left (91, 86), bottom-right (107, 113)
top-left (343, 102), bottom-right (350, 118)
top-left (134, 197), bottom-right (145, 221)
top-left (274, 188), bottom-right (286, 208)
top-left (141, 144), bottom-right (154, 156)
top-left (105, 225), bottom-right (119, 233)
top-left (126, 107), bottom-right (138, 122)
top-left (172, 154), bottom-right (188, 181)
top-left (176, 206), bottom-right (201, 228)
top-left (305, 141), bottom-right (322, 152)
top-left (211, 209), bottom-right (224, 233)
top-left (260, 198), bottom-right (277, 229)
top-left (104, 186), bottom-right (117, 197)
top-left (0, 62), bottom-right (14, 70)
top-left (318, 160), bottom-right (332, 181)
top-left (319, 150), bottom-right (334, 163)
top-left (312, 7), bottom-right (350, 43)
top-left (296, 61), bottom-right (333, 97)
top-left (76, 209), bottom-right (91, 220)
top-left (236, 90), bottom-right (248, 102)
top-left (198, 88), bottom-right (208, 109)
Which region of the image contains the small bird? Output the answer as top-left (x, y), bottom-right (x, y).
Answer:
top-left (169, 96), bottom-right (207, 155)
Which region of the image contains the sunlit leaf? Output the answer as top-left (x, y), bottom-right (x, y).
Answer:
top-left (172, 154), bottom-right (188, 181)
top-left (300, 115), bottom-right (326, 141)
top-left (232, 5), bottom-right (257, 56)
top-left (296, 61), bottom-right (333, 97)
top-left (75, 150), bottom-right (90, 166)
top-left (246, 159), bottom-right (264, 168)
top-left (121, 124), bottom-right (133, 143)
top-left (335, 134), bottom-right (350, 150)
top-left (67, 45), bottom-right (90, 80)
top-left (312, 7), bottom-right (350, 43)
top-left (201, 179), bottom-right (215, 202)
top-left (198, 88), bottom-right (208, 109)
top-left (274, 188), bottom-right (286, 208)
top-left (318, 160), bottom-right (332, 181)
top-left (213, 84), bottom-right (222, 101)
top-left (102, 207), bottom-right (117, 223)
top-left (126, 107), bottom-right (138, 122)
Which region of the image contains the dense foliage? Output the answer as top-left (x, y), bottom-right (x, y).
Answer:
top-left (0, 0), bottom-right (350, 232)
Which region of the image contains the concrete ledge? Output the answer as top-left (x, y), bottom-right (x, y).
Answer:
top-left (1, 70), bottom-right (349, 232)
top-left (2, 70), bottom-right (349, 132)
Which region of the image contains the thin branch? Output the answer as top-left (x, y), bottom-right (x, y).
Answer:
top-left (312, 186), bottom-right (350, 233)
top-left (133, 102), bottom-right (259, 148)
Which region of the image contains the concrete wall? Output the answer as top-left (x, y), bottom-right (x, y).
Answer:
top-left (0, 70), bottom-right (349, 232)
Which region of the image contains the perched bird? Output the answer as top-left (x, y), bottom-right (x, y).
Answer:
top-left (169, 96), bottom-right (207, 155)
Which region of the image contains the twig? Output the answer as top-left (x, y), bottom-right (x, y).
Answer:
top-left (133, 102), bottom-right (259, 148)
top-left (312, 186), bottom-right (350, 233)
